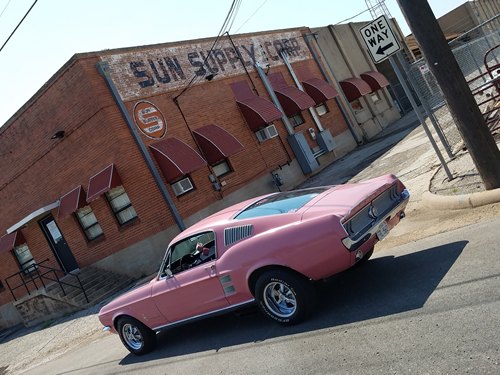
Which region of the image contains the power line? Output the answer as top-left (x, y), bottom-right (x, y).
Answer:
top-left (234, 0), bottom-right (269, 33)
top-left (0, 0), bottom-right (39, 53)
top-left (0, 0), bottom-right (13, 19)
top-left (174, 0), bottom-right (242, 101)
top-left (334, 7), bottom-right (371, 25)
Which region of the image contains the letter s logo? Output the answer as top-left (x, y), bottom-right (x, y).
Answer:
top-left (133, 101), bottom-right (167, 139)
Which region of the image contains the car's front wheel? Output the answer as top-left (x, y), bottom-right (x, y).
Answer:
top-left (117, 316), bottom-right (156, 355)
top-left (255, 270), bottom-right (315, 325)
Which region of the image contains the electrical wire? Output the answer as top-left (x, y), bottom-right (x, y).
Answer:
top-left (0, 0), bottom-right (38, 53)
top-left (174, 0), bottom-right (242, 101)
top-left (334, 7), bottom-right (371, 25)
top-left (0, 0), bottom-right (13, 19)
top-left (234, 0), bottom-right (269, 33)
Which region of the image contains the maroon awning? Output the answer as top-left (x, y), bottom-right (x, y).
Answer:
top-left (302, 78), bottom-right (339, 104)
top-left (58, 186), bottom-right (87, 219)
top-left (150, 138), bottom-right (207, 183)
top-left (231, 81), bottom-right (282, 131)
top-left (87, 164), bottom-right (122, 203)
top-left (339, 77), bottom-right (372, 102)
top-left (268, 72), bottom-right (315, 116)
top-left (193, 124), bottom-right (244, 165)
top-left (0, 231), bottom-right (25, 255)
top-left (360, 71), bottom-right (390, 92)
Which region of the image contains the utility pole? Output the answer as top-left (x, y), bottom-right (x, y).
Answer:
top-left (397, 0), bottom-right (500, 190)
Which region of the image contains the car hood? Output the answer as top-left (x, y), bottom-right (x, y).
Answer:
top-left (99, 281), bottom-right (153, 316)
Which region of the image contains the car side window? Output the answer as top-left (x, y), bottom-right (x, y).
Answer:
top-left (167, 231), bottom-right (216, 275)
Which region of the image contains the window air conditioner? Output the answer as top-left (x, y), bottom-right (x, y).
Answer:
top-left (171, 177), bottom-right (194, 196)
top-left (255, 124), bottom-right (278, 142)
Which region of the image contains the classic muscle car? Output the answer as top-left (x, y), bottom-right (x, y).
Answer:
top-left (99, 174), bottom-right (409, 355)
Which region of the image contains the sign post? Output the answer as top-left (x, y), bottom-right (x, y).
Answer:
top-left (360, 15), bottom-right (401, 63)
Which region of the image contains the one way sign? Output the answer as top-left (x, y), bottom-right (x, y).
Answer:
top-left (360, 15), bottom-right (401, 64)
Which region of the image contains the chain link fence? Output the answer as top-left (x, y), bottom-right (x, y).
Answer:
top-left (404, 14), bottom-right (500, 155)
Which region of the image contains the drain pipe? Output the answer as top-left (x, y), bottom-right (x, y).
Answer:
top-left (280, 50), bottom-right (324, 132)
top-left (97, 62), bottom-right (186, 231)
top-left (303, 32), bottom-right (363, 144)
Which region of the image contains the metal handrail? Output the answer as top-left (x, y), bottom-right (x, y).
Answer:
top-left (5, 259), bottom-right (89, 304)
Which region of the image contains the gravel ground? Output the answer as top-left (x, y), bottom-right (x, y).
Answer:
top-left (430, 140), bottom-right (500, 195)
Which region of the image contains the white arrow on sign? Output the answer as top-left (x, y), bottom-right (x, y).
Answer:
top-left (360, 15), bottom-right (401, 64)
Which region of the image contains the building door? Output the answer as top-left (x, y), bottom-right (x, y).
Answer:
top-left (39, 215), bottom-right (79, 273)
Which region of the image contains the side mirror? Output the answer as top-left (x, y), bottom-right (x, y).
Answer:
top-left (164, 268), bottom-right (173, 278)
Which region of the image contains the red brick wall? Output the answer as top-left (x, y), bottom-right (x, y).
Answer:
top-left (0, 33), bottom-right (350, 306)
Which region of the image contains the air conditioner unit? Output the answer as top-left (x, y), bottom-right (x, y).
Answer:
top-left (171, 177), bottom-right (194, 196)
top-left (255, 124), bottom-right (278, 142)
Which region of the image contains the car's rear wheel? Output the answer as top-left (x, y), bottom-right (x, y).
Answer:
top-left (255, 270), bottom-right (315, 325)
top-left (117, 316), bottom-right (156, 355)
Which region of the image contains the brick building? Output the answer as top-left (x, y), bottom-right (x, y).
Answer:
top-left (0, 27), bottom-right (398, 327)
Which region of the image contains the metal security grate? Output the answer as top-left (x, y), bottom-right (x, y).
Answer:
top-left (224, 225), bottom-right (253, 246)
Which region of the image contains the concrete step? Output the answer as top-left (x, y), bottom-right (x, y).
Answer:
top-left (44, 266), bottom-right (133, 308)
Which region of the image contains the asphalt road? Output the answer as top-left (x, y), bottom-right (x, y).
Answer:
top-left (25, 217), bottom-right (500, 375)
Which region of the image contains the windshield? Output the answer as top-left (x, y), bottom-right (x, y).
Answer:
top-left (235, 188), bottom-right (328, 220)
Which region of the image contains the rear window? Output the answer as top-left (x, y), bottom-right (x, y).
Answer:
top-left (235, 188), bottom-right (328, 220)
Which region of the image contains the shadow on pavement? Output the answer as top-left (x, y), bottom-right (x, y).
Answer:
top-left (119, 240), bottom-right (467, 367)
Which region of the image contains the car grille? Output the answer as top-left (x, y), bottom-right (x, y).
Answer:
top-left (343, 185), bottom-right (400, 239)
top-left (224, 224), bottom-right (254, 246)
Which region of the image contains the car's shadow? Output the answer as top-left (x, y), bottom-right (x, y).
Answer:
top-left (119, 240), bottom-right (467, 366)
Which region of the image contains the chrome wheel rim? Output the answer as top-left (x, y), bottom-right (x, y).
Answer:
top-left (263, 281), bottom-right (297, 318)
top-left (122, 323), bottom-right (144, 350)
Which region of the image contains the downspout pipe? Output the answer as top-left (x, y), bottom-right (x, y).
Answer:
top-left (97, 62), bottom-right (186, 231)
top-left (302, 33), bottom-right (363, 144)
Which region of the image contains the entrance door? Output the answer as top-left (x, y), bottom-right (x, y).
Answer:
top-left (39, 215), bottom-right (79, 273)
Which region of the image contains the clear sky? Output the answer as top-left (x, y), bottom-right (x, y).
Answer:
top-left (0, 0), bottom-right (467, 127)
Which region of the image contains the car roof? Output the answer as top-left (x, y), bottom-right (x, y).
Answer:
top-left (170, 186), bottom-right (334, 243)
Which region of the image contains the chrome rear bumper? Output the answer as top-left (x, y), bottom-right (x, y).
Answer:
top-left (342, 189), bottom-right (409, 251)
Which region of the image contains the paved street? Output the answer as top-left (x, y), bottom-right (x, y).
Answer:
top-left (23, 216), bottom-right (500, 375)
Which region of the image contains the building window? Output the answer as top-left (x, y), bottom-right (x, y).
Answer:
top-left (288, 113), bottom-right (305, 127)
top-left (76, 205), bottom-right (103, 241)
top-left (370, 92), bottom-right (381, 103)
top-left (315, 103), bottom-right (329, 116)
top-left (171, 177), bottom-right (195, 197)
top-left (13, 243), bottom-right (37, 273)
top-left (350, 98), bottom-right (363, 112)
top-left (212, 160), bottom-right (232, 178)
top-left (105, 186), bottom-right (138, 225)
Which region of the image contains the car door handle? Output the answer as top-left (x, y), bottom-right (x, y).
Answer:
top-left (204, 264), bottom-right (216, 276)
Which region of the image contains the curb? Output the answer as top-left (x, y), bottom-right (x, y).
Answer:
top-left (422, 188), bottom-right (500, 210)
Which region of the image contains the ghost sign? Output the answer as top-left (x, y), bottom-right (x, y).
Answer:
top-left (360, 15), bottom-right (401, 64)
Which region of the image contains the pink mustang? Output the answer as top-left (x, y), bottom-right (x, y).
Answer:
top-left (99, 174), bottom-right (409, 355)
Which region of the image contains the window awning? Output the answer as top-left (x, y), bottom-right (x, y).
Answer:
top-left (193, 124), bottom-right (244, 165)
top-left (339, 77), bottom-right (372, 102)
top-left (231, 81), bottom-right (282, 132)
top-left (58, 186), bottom-right (87, 219)
top-left (150, 138), bottom-right (207, 183)
top-left (301, 78), bottom-right (339, 105)
top-left (87, 164), bottom-right (122, 203)
top-left (0, 231), bottom-right (25, 255)
top-left (7, 201), bottom-right (60, 234)
top-left (360, 71), bottom-right (390, 92)
top-left (268, 72), bottom-right (315, 116)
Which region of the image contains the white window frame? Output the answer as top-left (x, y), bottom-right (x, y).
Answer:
top-left (212, 160), bottom-right (232, 178)
top-left (315, 103), bottom-right (329, 116)
top-left (288, 113), bottom-right (305, 127)
top-left (75, 205), bottom-right (103, 241)
top-left (105, 186), bottom-right (138, 225)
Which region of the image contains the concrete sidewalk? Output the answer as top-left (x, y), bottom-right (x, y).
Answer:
top-left (299, 110), bottom-right (500, 210)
